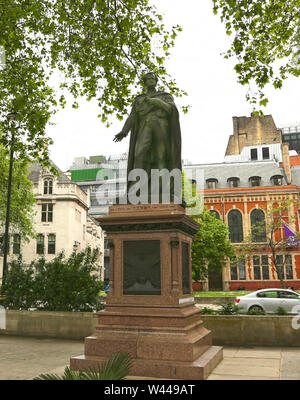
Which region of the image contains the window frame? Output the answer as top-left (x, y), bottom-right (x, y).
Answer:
top-left (48, 234), bottom-right (56, 254)
top-left (41, 203), bottom-right (53, 222)
top-left (228, 209), bottom-right (244, 243)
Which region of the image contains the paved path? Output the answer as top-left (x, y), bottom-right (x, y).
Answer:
top-left (0, 336), bottom-right (299, 380)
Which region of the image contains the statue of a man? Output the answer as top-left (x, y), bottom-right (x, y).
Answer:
top-left (114, 72), bottom-right (182, 202)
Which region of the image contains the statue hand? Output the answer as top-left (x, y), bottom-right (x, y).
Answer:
top-left (113, 132), bottom-right (127, 142)
top-left (145, 97), bottom-right (159, 107)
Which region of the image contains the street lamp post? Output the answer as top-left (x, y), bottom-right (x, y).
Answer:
top-left (2, 112), bottom-right (20, 283)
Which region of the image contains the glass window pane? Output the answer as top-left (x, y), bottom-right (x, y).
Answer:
top-left (48, 234), bottom-right (56, 254)
top-left (286, 265), bottom-right (293, 279)
top-left (230, 266), bottom-right (237, 280)
top-left (253, 255), bottom-right (260, 266)
top-left (238, 260), bottom-right (246, 280)
top-left (228, 210), bottom-right (243, 243)
top-left (254, 266), bottom-right (261, 280)
top-left (262, 265), bottom-right (269, 280)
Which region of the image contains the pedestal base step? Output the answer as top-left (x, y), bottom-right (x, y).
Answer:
top-left (70, 345), bottom-right (223, 380)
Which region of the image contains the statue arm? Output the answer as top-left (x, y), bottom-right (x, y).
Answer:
top-left (113, 106), bottom-right (135, 142)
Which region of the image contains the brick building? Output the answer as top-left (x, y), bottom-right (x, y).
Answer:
top-left (186, 114), bottom-right (300, 291)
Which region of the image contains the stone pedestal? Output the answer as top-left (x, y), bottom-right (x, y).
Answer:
top-left (70, 204), bottom-right (222, 379)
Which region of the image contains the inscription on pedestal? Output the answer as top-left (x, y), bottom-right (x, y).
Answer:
top-left (123, 240), bottom-right (161, 295)
top-left (182, 242), bottom-right (190, 294)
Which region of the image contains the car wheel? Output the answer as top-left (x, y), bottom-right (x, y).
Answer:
top-left (249, 305), bottom-right (264, 313)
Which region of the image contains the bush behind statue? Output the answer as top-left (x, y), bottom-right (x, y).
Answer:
top-left (0, 248), bottom-right (103, 312)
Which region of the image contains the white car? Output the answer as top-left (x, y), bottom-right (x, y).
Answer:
top-left (235, 288), bottom-right (300, 314)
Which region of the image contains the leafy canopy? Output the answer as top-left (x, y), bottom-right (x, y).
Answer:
top-left (213, 0), bottom-right (300, 111)
top-left (0, 145), bottom-right (35, 240)
top-left (192, 210), bottom-right (235, 282)
top-left (0, 0), bottom-right (185, 169)
top-left (0, 247), bottom-right (103, 311)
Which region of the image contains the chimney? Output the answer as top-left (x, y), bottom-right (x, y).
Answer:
top-left (281, 143), bottom-right (292, 184)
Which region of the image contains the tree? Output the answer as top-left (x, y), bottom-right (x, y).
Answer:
top-left (0, 1), bottom-right (185, 170)
top-left (0, 146), bottom-right (35, 241)
top-left (238, 200), bottom-right (300, 288)
top-left (0, 248), bottom-right (103, 311)
top-left (212, 0), bottom-right (300, 110)
top-left (192, 210), bottom-right (235, 282)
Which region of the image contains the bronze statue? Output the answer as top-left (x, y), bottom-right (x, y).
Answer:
top-left (114, 72), bottom-right (182, 202)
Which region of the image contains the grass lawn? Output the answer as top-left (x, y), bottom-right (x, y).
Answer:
top-left (193, 291), bottom-right (251, 297)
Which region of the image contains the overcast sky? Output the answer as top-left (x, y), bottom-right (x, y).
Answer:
top-left (48, 0), bottom-right (300, 171)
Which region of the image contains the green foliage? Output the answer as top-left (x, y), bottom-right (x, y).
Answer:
top-left (217, 301), bottom-right (240, 315)
top-left (34, 352), bottom-right (132, 380)
top-left (0, 248), bottom-right (103, 311)
top-left (0, 146), bottom-right (35, 240)
top-left (275, 306), bottom-right (288, 316)
top-left (0, 1), bottom-right (185, 168)
top-left (192, 210), bottom-right (235, 282)
top-left (247, 307), bottom-right (266, 315)
top-left (199, 306), bottom-right (219, 315)
top-left (0, 256), bottom-right (36, 310)
top-left (212, 0), bottom-right (300, 110)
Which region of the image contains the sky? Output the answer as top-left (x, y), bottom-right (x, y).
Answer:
top-left (48, 1), bottom-right (300, 171)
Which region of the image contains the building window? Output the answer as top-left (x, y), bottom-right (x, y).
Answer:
top-left (36, 234), bottom-right (45, 254)
top-left (262, 147), bottom-right (270, 160)
top-left (275, 254), bottom-right (293, 280)
top-left (230, 257), bottom-right (246, 280)
top-left (206, 179), bottom-right (218, 189)
top-left (209, 210), bottom-right (220, 219)
top-left (253, 255), bottom-right (269, 280)
top-left (227, 177), bottom-right (239, 187)
top-left (251, 148), bottom-right (258, 160)
top-left (43, 179), bottom-right (53, 194)
top-left (228, 209), bottom-right (243, 243)
top-left (251, 209), bottom-right (266, 242)
top-left (13, 234), bottom-right (21, 254)
top-left (41, 204), bottom-right (53, 222)
top-left (271, 175), bottom-right (283, 186)
top-left (48, 234), bottom-right (56, 254)
top-left (249, 176), bottom-right (261, 187)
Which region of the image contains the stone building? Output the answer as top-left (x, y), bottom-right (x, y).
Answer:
top-left (0, 163), bottom-right (104, 281)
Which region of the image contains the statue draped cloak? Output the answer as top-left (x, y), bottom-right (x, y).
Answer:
top-left (126, 91), bottom-right (182, 189)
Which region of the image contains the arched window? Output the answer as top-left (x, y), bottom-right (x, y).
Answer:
top-left (206, 178), bottom-right (218, 189)
top-left (44, 179), bottom-right (53, 194)
top-left (209, 210), bottom-right (220, 219)
top-left (249, 176), bottom-right (261, 187)
top-left (227, 177), bottom-right (240, 188)
top-left (228, 210), bottom-right (243, 243)
top-left (271, 175), bottom-right (283, 186)
top-left (251, 209), bottom-right (266, 242)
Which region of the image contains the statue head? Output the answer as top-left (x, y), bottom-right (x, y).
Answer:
top-left (142, 72), bottom-right (158, 86)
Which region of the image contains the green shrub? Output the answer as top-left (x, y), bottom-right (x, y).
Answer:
top-left (217, 302), bottom-right (240, 315)
top-left (275, 306), bottom-right (288, 315)
top-left (199, 306), bottom-right (218, 315)
top-left (0, 248), bottom-right (103, 312)
top-left (34, 353), bottom-right (132, 380)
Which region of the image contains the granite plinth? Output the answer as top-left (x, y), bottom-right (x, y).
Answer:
top-left (70, 204), bottom-right (223, 379)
